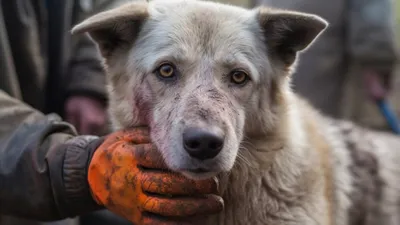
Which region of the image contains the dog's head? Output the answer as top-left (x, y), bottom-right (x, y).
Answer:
top-left (72, 0), bottom-right (327, 180)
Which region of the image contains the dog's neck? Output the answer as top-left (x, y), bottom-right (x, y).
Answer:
top-left (214, 93), bottom-right (327, 225)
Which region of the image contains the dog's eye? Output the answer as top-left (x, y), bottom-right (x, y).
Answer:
top-left (230, 71), bottom-right (249, 85)
top-left (157, 63), bottom-right (176, 78)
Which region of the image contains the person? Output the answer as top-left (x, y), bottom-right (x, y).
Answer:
top-left (252, 0), bottom-right (398, 131)
top-left (0, 90), bottom-right (223, 225)
top-left (0, 0), bottom-right (116, 224)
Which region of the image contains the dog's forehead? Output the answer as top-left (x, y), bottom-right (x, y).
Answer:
top-left (148, 0), bottom-right (254, 45)
top-left (149, 0), bottom-right (250, 16)
top-left (131, 0), bottom-right (267, 81)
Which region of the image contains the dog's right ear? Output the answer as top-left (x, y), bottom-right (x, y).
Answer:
top-left (71, 2), bottom-right (149, 58)
top-left (257, 8), bottom-right (328, 67)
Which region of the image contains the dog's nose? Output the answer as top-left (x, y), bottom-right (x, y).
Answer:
top-left (183, 127), bottom-right (224, 160)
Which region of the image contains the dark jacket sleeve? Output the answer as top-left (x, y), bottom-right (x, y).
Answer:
top-left (66, 33), bottom-right (107, 103)
top-left (65, 0), bottom-right (130, 103)
top-left (0, 90), bottom-right (104, 221)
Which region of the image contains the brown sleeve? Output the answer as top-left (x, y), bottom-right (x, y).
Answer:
top-left (65, 0), bottom-right (131, 103)
top-left (0, 90), bottom-right (103, 220)
top-left (66, 32), bottom-right (107, 103)
top-left (65, 0), bottom-right (106, 103)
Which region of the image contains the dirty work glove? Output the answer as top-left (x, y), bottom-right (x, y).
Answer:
top-left (88, 128), bottom-right (224, 225)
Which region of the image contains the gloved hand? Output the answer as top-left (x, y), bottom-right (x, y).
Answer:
top-left (88, 127), bottom-right (224, 225)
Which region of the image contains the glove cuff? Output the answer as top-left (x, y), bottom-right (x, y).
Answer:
top-left (61, 136), bottom-right (105, 216)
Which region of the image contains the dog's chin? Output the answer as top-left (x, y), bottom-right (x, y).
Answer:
top-left (179, 170), bottom-right (219, 180)
top-left (158, 142), bottom-right (238, 181)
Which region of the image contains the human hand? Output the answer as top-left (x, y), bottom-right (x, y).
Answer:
top-left (88, 128), bottom-right (224, 225)
top-left (363, 70), bottom-right (390, 101)
top-left (65, 96), bottom-right (107, 135)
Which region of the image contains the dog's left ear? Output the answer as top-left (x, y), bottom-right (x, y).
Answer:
top-left (71, 2), bottom-right (149, 58)
top-left (257, 8), bottom-right (328, 66)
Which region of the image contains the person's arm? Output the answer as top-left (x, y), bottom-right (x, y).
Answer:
top-left (0, 90), bottom-right (104, 221)
top-left (347, 0), bottom-right (398, 77)
top-left (64, 30), bottom-right (108, 135)
top-left (65, 27), bottom-right (106, 105)
top-left (64, 0), bottom-right (131, 135)
top-left (66, 0), bottom-right (132, 100)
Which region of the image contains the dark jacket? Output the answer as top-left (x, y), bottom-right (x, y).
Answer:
top-left (0, 0), bottom-right (126, 116)
top-left (0, 90), bottom-right (104, 224)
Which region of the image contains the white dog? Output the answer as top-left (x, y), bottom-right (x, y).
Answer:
top-left (73, 1), bottom-right (400, 224)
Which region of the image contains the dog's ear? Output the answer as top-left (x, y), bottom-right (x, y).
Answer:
top-left (257, 8), bottom-right (328, 66)
top-left (71, 2), bottom-right (149, 58)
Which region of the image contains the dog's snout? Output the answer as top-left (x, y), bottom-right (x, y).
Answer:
top-left (183, 127), bottom-right (224, 160)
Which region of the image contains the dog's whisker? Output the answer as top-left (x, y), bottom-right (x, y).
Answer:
top-left (237, 148), bottom-right (252, 167)
top-left (240, 139), bottom-right (257, 150)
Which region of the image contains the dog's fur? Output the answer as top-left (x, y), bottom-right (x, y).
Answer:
top-left (72, 0), bottom-right (400, 224)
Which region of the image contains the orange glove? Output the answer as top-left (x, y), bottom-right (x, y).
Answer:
top-left (88, 127), bottom-right (223, 225)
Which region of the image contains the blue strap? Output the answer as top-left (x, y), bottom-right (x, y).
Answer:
top-left (377, 100), bottom-right (400, 134)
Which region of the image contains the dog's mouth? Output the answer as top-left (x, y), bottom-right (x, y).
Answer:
top-left (179, 168), bottom-right (217, 180)
top-left (187, 168), bottom-right (210, 173)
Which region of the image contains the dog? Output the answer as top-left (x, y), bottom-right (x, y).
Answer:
top-left (72, 0), bottom-right (400, 224)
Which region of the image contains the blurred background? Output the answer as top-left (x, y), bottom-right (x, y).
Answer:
top-left (397, 1), bottom-right (400, 40)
